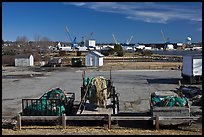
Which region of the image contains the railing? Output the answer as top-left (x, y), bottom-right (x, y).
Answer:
top-left (22, 99), bottom-right (64, 116)
top-left (8, 113), bottom-right (200, 131)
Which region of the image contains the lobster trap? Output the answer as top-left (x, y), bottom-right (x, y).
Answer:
top-left (78, 70), bottom-right (120, 115)
top-left (22, 88), bottom-right (75, 116)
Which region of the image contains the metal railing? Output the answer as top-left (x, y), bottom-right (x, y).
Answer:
top-left (22, 99), bottom-right (63, 116)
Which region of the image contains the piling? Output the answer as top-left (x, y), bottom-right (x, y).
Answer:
top-left (17, 114), bottom-right (21, 130)
top-left (62, 114), bottom-right (66, 129)
top-left (155, 115), bottom-right (160, 130)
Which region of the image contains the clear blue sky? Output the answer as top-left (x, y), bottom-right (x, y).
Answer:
top-left (2, 2), bottom-right (202, 43)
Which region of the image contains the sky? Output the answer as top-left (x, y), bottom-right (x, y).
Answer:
top-left (2, 2), bottom-right (202, 44)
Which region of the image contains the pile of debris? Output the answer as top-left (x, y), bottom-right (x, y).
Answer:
top-left (151, 95), bottom-right (188, 107)
top-left (175, 85), bottom-right (202, 106)
top-left (2, 117), bottom-right (17, 129)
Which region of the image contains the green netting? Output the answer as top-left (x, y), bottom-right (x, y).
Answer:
top-left (83, 76), bottom-right (111, 106)
top-left (26, 88), bottom-right (66, 116)
top-left (151, 96), bottom-right (162, 106)
top-left (175, 97), bottom-right (188, 107)
top-left (152, 96), bottom-right (188, 107)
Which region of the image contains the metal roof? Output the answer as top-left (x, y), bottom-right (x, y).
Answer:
top-left (15, 54), bottom-right (33, 59)
top-left (87, 51), bottom-right (104, 57)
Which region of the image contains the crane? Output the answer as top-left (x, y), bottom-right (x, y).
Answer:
top-left (112, 34), bottom-right (120, 45)
top-left (161, 29), bottom-right (171, 50)
top-left (160, 29), bottom-right (169, 43)
top-left (86, 32), bottom-right (94, 41)
top-left (126, 35), bottom-right (133, 45)
top-left (82, 32), bottom-right (94, 47)
top-left (65, 26), bottom-right (73, 43)
top-left (65, 26), bottom-right (78, 48)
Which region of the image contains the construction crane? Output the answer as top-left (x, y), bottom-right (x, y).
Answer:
top-left (126, 35), bottom-right (133, 45)
top-left (86, 32), bottom-right (94, 41)
top-left (65, 26), bottom-right (78, 48)
top-left (112, 34), bottom-right (120, 45)
top-left (160, 29), bottom-right (171, 50)
top-left (83, 32), bottom-right (94, 47)
top-left (81, 36), bottom-right (85, 46)
top-left (160, 29), bottom-right (169, 43)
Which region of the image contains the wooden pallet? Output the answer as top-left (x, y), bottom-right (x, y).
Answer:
top-left (77, 101), bottom-right (114, 115)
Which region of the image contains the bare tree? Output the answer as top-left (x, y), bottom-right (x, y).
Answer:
top-left (34, 34), bottom-right (41, 47)
top-left (16, 36), bottom-right (29, 47)
top-left (41, 36), bottom-right (50, 42)
top-left (38, 36), bottom-right (52, 54)
top-left (16, 36), bottom-right (28, 42)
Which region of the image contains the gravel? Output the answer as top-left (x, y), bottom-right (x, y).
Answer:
top-left (2, 66), bottom-right (202, 135)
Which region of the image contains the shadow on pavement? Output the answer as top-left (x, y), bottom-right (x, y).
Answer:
top-left (147, 78), bottom-right (182, 84)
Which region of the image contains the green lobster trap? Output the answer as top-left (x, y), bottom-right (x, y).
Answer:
top-left (22, 87), bottom-right (75, 116)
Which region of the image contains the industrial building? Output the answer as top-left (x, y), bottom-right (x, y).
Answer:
top-left (85, 39), bottom-right (96, 50)
top-left (137, 43), bottom-right (178, 50)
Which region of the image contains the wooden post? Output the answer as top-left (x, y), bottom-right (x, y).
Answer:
top-left (62, 114), bottom-right (66, 129)
top-left (155, 115), bottom-right (159, 130)
top-left (81, 87), bottom-right (83, 102)
top-left (112, 87), bottom-right (116, 114)
top-left (108, 108), bottom-right (111, 130)
top-left (17, 114), bottom-right (21, 130)
top-left (178, 80), bottom-right (181, 86)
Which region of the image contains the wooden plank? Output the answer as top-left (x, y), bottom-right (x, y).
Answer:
top-left (17, 114), bottom-right (21, 130)
top-left (66, 115), bottom-right (107, 120)
top-left (155, 115), bottom-right (159, 130)
top-left (111, 116), bottom-right (153, 121)
top-left (77, 106), bottom-right (111, 115)
top-left (108, 108), bottom-right (112, 129)
top-left (111, 116), bottom-right (199, 121)
top-left (112, 86), bottom-right (116, 114)
top-left (108, 114), bottom-right (111, 130)
top-left (62, 114), bottom-right (66, 129)
top-left (21, 116), bottom-right (59, 121)
top-left (13, 115), bottom-right (201, 122)
top-left (158, 116), bottom-right (200, 120)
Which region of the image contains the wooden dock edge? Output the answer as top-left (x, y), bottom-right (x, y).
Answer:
top-left (3, 114), bottom-right (200, 131)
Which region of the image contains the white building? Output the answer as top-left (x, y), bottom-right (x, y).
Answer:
top-left (100, 45), bottom-right (114, 50)
top-left (15, 54), bottom-right (34, 67)
top-left (56, 42), bottom-right (72, 51)
top-left (166, 44), bottom-right (174, 50)
top-left (58, 46), bottom-right (72, 51)
top-left (136, 45), bottom-right (145, 50)
top-left (76, 46), bottom-right (88, 51)
top-left (136, 45), bottom-right (152, 50)
top-left (85, 51), bottom-right (104, 67)
top-left (85, 40), bottom-right (96, 48)
top-left (144, 46), bottom-right (152, 50)
top-left (182, 54), bottom-right (202, 84)
top-left (122, 46), bottom-right (135, 51)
